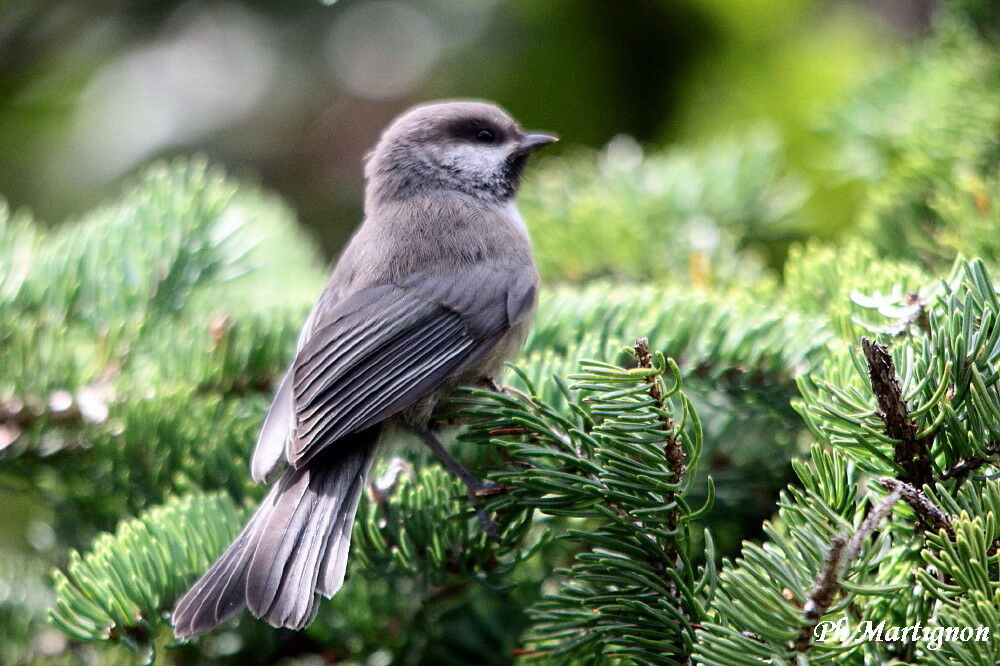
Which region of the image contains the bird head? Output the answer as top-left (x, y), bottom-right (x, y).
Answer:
top-left (365, 100), bottom-right (557, 204)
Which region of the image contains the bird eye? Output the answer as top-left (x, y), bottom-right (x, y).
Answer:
top-left (475, 128), bottom-right (496, 144)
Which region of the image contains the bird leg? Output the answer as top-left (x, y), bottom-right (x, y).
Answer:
top-left (416, 428), bottom-right (500, 541)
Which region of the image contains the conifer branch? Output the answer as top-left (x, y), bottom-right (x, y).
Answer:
top-left (883, 292), bottom-right (931, 336)
top-left (861, 337), bottom-right (933, 488)
top-left (792, 487), bottom-right (902, 654)
top-left (880, 477), bottom-right (954, 538)
top-left (939, 441), bottom-right (1000, 480)
top-left (793, 535), bottom-right (846, 653)
top-left (633, 337), bottom-right (684, 545)
top-left (633, 337), bottom-right (690, 662)
top-left (845, 486), bottom-right (902, 562)
top-left (0, 386), bottom-right (111, 430)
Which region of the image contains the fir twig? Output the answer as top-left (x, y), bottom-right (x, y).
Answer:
top-left (633, 337), bottom-right (690, 662)
top-left (885, 292), bottom-right (931, 336)
top-left (793, 487), bottom-right (902, 654)
top-left (0, 387), bottom-right (110, 429)
top-left (860, 337), bottom-right (933, 488)
top-left (0, 387), bottom-right (112, 452)
top-left (793, 535), bottom-right (846, 653)
top-left (633, 337), bottom-right (684, 543)
top-left (880, 477), bottom-right (954, 538)
top-left (939, 441), bottom-right (1000, 480)
top-left (845, 486), bottom-right (903, 562)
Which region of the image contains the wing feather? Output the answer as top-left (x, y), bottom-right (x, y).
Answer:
top-left (297, 315), bottom-right (469, 432)
top-left (250, 370), bottom-right (294, 482)
top-left (286, 266), bottom-right (533, 468)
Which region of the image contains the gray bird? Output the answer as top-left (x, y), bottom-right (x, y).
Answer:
top-left (171, 100), bottom-right (555, 637)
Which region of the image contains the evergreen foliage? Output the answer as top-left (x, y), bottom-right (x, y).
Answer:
top-left (696, 257), bottom-right (1000, 664)
top-left (49, 493), bottom-right (248, 648)
top-left (518, 132), bottom-right (805, 284)
top-left (826, 14), bottom-right (1000, 271)
top-left (454, 341), bottom-right (711, 663)
top-left (2, 3), bottom-right (999, 664)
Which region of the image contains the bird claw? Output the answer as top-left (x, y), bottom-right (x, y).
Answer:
top-left (416, 428), bottom-right (504, 542)
top-left (479, 375), bottom-right (532, 403)
top-left (473, 506), bottom-right (501, 542)
top-left (470, 480), bottom-right (511, 498)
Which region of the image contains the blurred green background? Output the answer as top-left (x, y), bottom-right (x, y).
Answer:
top-left (2, 0), bottom-right (928, 256)
top-left (6, 0), bottom-right (999, 664)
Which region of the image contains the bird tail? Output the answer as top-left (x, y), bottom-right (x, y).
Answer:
top-left (172, 428), bottom-right (379, 638)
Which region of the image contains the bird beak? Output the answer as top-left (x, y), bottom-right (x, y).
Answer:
top-left (515, 132), bottom-right (559, 153)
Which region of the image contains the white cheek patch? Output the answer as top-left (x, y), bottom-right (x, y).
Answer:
top-left (444, 143), bottom-right (508, 178)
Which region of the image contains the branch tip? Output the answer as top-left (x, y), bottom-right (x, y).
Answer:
top-left (860, 337), bottom-right (932, 488)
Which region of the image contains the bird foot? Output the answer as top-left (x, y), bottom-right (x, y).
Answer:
top-left (416, 428), bottom-right (503, 542)
top-left (479, 375), bottom-right (532, 403)
top-left (472, 506), bottom-right (500, 542)
top-left (470, 480), bottom-right (511, 498)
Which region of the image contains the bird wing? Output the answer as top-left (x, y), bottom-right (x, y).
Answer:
top-left (283, 263), bottom-right (536, 468)
top-left (250, 286), bottom-right (342, 482)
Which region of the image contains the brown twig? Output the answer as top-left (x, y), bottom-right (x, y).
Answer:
top-left (940, 441), bottom-right (1000, 481)
top-left (487, 427), bottom-right (529, 436)
top-left (1, 395), bottom-right (78, 428)
top-left (0, 385), bottom-right (112, 440)
top-left (883, 292), bottom-right (931, 336)
top-left (880, 478), bottom-right (953, 539)
top-left (846, 487), bottom-right (903, 562)
top-left (860, 337), bottom-right (933, 488)
top-left (633, 338), bottom-right (685, 484)
top-left (633, 338), bottom-right (685, 535)
top-left (793, 536), bottom-right (847, 653)
top-left (793, 488), bottom-right (902, 654)
top-left (633, 337), bottom-right (691, 664)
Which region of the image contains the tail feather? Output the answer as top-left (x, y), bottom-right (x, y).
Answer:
top-left (172, 428), bottom-right (378, 638)
top-left (318, 468), bottom-right (366, 596)
top-left (249, 448), bottom-right (362, 626)
top-left (244, 469), bottom-right (315, 620)
top-left (171, 505), bottom-right (265, 637)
